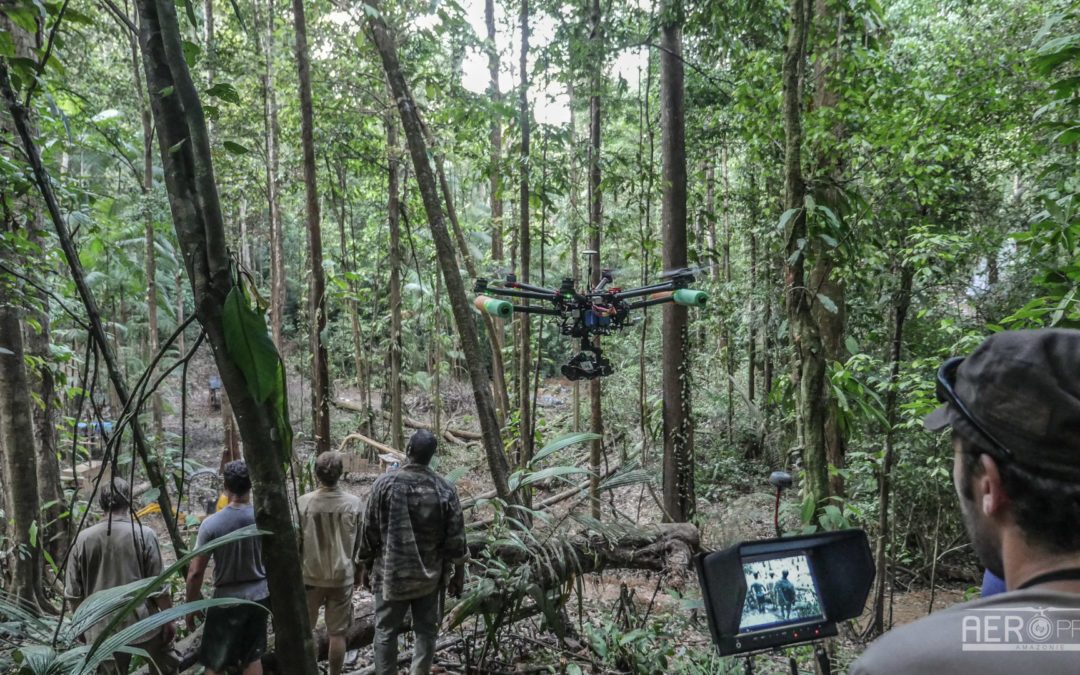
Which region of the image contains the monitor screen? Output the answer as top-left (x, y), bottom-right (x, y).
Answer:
top-left (739, 552), bottom-right (825, 633)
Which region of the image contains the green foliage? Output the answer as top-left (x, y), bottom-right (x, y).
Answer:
top-left (1, 526), bottom-right (266, 674)
top-left (222, 284), bottom-right (293, 461)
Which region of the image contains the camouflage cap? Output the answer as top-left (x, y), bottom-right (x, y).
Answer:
top-left (925, 328), bottom-right (1080, 478)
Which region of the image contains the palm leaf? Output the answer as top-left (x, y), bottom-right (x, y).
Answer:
top-left (530, 432), bottom-right (601, 466)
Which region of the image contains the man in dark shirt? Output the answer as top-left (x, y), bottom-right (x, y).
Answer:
top-left (186, 461), bottom-right (269, 675)
top-left (358, 430), bottom-right (467, 675)
top-left (775, 570), bottom-right (796, 620)
top-left (749, 574), bottom-right (767, 612)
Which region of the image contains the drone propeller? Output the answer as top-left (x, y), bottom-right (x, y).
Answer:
top-left (660, 262), bottom-right (720, 280)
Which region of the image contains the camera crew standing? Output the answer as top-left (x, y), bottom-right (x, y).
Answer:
top-left (853, 329), bottom-right (1080, 674)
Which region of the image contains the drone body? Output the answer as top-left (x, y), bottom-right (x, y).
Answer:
top-left (474, 266), bottom-right (707, 380)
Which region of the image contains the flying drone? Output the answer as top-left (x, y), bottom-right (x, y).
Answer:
top-left (473, 252), bottom-right (709, 381)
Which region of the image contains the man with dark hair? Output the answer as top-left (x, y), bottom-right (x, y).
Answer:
top-left (186, 461), bottom-right (269, 675)
top-left (775, 570), bottom-right (796, 620)
top-left (358, 430), bottom-right (467, 675)
top-left (750, 573), bottom-right (767, 612)
top-left (298, 451), bottom-right (363, 675)
top-left (853, 329), bottom-right (1080, 674)
top-left (66, 477), bottom-right (179, 675)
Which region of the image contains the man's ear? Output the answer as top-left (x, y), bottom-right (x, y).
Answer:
top-left (977, 454), bottom-right (1010, 517)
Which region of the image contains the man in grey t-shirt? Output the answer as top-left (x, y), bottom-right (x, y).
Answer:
top-left (186, 461), bottom-right (269, 675)
top-left (852, 330), bottom-right (1080, 674)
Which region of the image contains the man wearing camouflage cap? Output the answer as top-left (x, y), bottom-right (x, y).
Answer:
top-left (853, 329), bottom-right (1080, 673)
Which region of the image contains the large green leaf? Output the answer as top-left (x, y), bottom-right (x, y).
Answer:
top-left (84, 525), bottom-right (266, 661)
top-left (530, 432), bottom-right (601, 466)
top-left (222, 286), bottom-right (279, 404)
top-left (519, 465), bottom-right (594, 487)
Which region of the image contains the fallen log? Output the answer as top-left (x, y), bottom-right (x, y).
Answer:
top-left (452, 522), bottom-right (700, 626)
top-left (337, 432), bottom-right (405, 461)
top-left (332, 398), bottom-right (482, 443)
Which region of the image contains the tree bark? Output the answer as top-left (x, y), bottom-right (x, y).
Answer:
top-left (486, 0), bottom-right (503, 264)
top-left (517, 0), bottom-right (533, 468)
top-left (292, 0), bottom-right (332, 455)
top-left (781, 0), bottom-right (829, 507)
top-left (659, 0), bottom-right (694, 523)
top-left (868, 266), bottom-right (912, 637)
top-left (0, 268), bottom-right (43, 612)
top-left (366, 5), bottom-right (515, 503)
top-left (386, 111), bottom-right (405, 454)
top-left (129, 20), bottom-right (165, 441)
top-left (262, 0), bottom-right (285, 349)
top-left (130, 1), bottom-right (318, 670)
top-left (811, 0), bottom-right (848, 499)
top-left (587, 0), bottom-right (604, 520)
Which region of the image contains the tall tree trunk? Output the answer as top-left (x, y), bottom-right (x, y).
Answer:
top-left (811, 0), bottom-right (848, 499)
top-left (659, 0), bottom-right (694, 523)
top-left (263, 0), bottom-right (285, 349)
top-left (587, 0), bottom-right (604, 520)
top-left (335, 165), bottom-right (365, 388)
top-left (567, 78), bottom-right (581, 434)
top-left (3, 16), bottom-right (66, 572)
top-left (387, 112), bottom-right (405, 453)
top-left (0, 297), bottom-right (42, 612)
top-left (517, 0), bottom-right (533, 467)
top-left (780, 0), bottom-right (829, 507)
top-left (128, 2), bottom-right (318, 670)
top-left (366, 3), bottom-right (515, 503)
top-left (748, 230), bottom-right (758, 404)
top-left (130, 21), bottom-right (164, 441)
top-left (292, 0), bottom-right (331, 454)
top-left (486, 0), bottom-right (503, 264)
top-left (868, 266), bottom-right (912, 637)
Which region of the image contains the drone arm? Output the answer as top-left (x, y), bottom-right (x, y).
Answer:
top-left (627, 296), bottom-right (675, 311)
top-left (512, 305), bottom-right (562, 316)
top-left (486, 287), bottom-right (559, 302)
top-left (615, 281), bottom-right (676, 300)
top-left (503, 280), bottom-right (561, 295)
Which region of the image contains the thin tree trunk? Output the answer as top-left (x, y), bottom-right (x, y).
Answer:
top-left (587, 0), bottom-right (604, 520)
top-left (517, 0), bottom-right (533, 467)
top-left (781, 0), bottom-right (829, 506)
top-left (130, 23), bottom-right (164, 441)
top-left (335, 165), bottom-right (365, 388)
top-left (128, 2), bottom-right (318, 669)
top-left (386, 112), bottom-right (405, 453)
top-left (566, 78), bottom-right (581, 434)
top-left (0, 299), bottom-right (42, 612)
top-left (366, 3), bottom-right (515, 503)
top-left (659, 0), bottom-right (694, 523)
top-left (263, 0), bottom-right (285, 349)
top-left (486, 0), bottom-right (503, 263)
top-left (292, 0), bottom-right (331, 455)
top-left (748, 231), bottom-right (758, 404)
top-left (868, 266), bottom-right (912, 637)
top-left (811, 0), bottom-right (848, 499)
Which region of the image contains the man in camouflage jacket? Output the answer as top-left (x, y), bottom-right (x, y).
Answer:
top-left (358, 430), bottom-right (467, 675)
